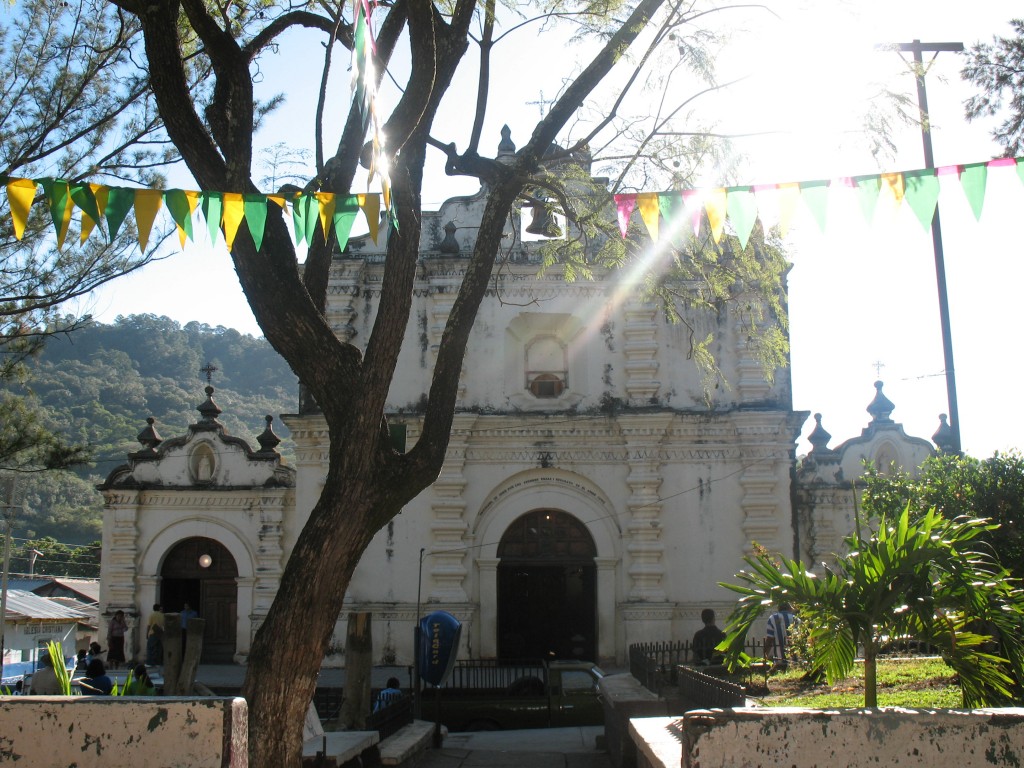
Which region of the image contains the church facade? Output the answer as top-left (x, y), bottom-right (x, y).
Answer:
top-left (98, 163), bottom-right (943, 666)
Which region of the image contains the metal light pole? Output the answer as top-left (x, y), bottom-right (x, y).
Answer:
top-left (884, 40), bottom-right (965, 454)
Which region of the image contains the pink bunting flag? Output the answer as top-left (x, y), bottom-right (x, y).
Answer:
top-left (615, 194), bottom-right (637, 237)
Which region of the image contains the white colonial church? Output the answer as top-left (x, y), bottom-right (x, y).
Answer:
top-left (98, 142), bottom-right (943, 666)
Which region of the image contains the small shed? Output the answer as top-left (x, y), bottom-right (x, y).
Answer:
top-left (2, 589), bottom-right (90, 679)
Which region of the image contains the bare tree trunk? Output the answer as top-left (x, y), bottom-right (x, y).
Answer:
top-left (179, 618), bottom-right (206, 695)
top-left (340, 612), bottom-right (373, 729)
top-left (162, 613), bottom-right (181, 695)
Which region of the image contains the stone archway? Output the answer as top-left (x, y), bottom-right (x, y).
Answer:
top-left (160, 537), bottom-right (238, 663)
top-left (496, 510), bottom-right (597, 661)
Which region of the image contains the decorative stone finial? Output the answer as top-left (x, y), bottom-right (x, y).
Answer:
top-left (439, 221), bottom-right (460, 253)
top-left (932, 413), bottom-right (955, 453)
top-left (136, 417), bottom-right (162, 452)
top-left (197, 385), bottom-right (223, 424)
top-left (256, 415), bottom-right (282, 454)
top-left (497, 124), bottom-right (516, 155)
top-left (807, 413), bottom-right (832, 454)
top-left (866, 380), bottom-right (894, 424)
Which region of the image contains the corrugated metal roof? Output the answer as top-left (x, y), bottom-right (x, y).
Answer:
top-left (50, 578), bottom-right (99, 603)
top-left (3, 589), bottom-right (90, 621)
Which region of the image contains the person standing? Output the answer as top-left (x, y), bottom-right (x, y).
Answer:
top-left (692, 608), bottom-right (727, 666)
top-left (763, 602), bottom-right (798, 669)
top-left (106, 610), bottom-right (128, 669)
top-left (147, 603), bottom-right (165, 666)
top-left (180, 602), bottom-right (198, 642)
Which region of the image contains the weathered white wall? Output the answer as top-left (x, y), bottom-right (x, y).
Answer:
top-left (0, 696), bottom-right (247, 767)
top-left (667, 707), bottom-right (1024, 768)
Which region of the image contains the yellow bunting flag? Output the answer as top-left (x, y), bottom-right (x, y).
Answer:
top-left (80, 183), bottom-right (109, 244)
top-left (7, 178), bottom-right (36, 240)
top-left (134, 189), bottom-right (163, 252)
top-left (879, 172), bottom-right (905, 209)
top-left (636, 192), bottom-right (660, 242)
top-left (358, 193), bottom-right (380, 243)
top-left (267, 194), bottom-right (287, 209)
top-left (776, 183), bottom-right (801, 238)
top-left (316, 192), bottom-right (337, 241)
top-left (704, 188), bottom-right (727, 243)
top-left (222, 192), bottom-right (246, 251)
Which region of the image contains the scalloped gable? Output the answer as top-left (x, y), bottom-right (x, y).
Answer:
top-left (98, 388), bottom-right (294, 491)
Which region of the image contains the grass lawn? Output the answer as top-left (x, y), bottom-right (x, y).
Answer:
top-left (744, 658), bottom-right (965, 709)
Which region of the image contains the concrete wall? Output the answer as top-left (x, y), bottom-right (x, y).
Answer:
top-left (0, 696), bottom-right (247, 767)
top-left (674, 707), bottom-right (1024, 768)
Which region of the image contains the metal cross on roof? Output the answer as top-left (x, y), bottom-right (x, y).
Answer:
top-left (200, 362), bottom-right (219, 384)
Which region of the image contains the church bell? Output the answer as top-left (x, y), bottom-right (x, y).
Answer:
top-left (526, 201), bottom-right (562, 238)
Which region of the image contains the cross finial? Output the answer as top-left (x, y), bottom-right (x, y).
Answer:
top-left (526, 91), bottom-right (556, 117)
top-left (200, 362), bottom-right (219, 385)
top-left (873, 360), bottom-right (885, 379)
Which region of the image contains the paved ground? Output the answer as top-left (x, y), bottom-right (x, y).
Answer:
top-left (415, 726), bottom-right (613, 768)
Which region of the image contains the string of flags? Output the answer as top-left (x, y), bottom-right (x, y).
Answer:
top-left (0, 0), bottom-right (395, 258)
top-left (4, 157), bottom-right (1022, 257)
top-left (614, 157), bottom-right (1024, 249)
top-left (2, 175), bottom-right (386, 253)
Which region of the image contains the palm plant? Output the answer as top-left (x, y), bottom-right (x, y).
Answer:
top-left (719, 505), bottom-right (1024, 707)
top-left (45, 640), bottom-right (73, 696)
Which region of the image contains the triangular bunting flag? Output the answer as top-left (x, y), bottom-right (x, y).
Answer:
top-left (316, 192), bottom-right (337, 243)
top-left (105, 187), bottom-right (135, 241)
top-left (615, 194), bottom-right (636, 237)
top-left (200, 191), bottom-right (224, 246)
top-left (704, 188), bottom-right (727, 243)
top-left (359, 192), bottom-right (381, 243)
top-left (853, 175), bottom-right (881, 224)
top-left (42, 179), bottom-right (74, 249)
top-left (636, 192), bottom-right (660, 241)
top-left (903, 169), bottom-right (939, 230)
top-left (725, 186), bottom-right (757, 249)
top-left (658, 192), bottom-right (684, 245)
top-left (164, 189), bottom-right (195, 248)
top-left (222, 192), bottom-right (246, 251)
top-left (244, 193), bottom-right (268, 251)
top-left (333, 196), bottom-right (361, 252)
top-left (681, 190), bottom-right (702, 236)
top-left (6, 178), bottom-right (37, 240)
top-left (799, 180), bottom-right (829, 232)
top-left (134, 189), bottom-right (163, 251)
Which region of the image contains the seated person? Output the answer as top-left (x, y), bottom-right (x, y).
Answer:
top-left (27, 651), bottom-right (63, 695)
top-left (692, 608), bottom-right (727, 665)
top-left (124, 664), bottom-right (156, 696)
top-left (373, 677), bottom-right (403, 712)
top-left (80, 659), bottom-right (114, 695)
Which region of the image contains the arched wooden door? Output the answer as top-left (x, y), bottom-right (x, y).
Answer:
top-left (160, 537), bottom-right (238, 663)
top-left (497, 510), bottom-right (597, 661)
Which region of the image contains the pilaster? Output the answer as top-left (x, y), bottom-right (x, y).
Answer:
top-left (622, 414), bottom-right (673, 602)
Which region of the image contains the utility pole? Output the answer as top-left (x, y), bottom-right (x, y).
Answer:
top-left (0, 476), bottom-right (18, 685)
top-left (884, 40), bottom-right (965, 454)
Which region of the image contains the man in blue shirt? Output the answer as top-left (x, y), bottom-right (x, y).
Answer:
top-left (764, 602), bottom-right (797, 669)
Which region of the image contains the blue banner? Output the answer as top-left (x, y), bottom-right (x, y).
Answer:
top-left (418, 610), bottom-right (462, 687)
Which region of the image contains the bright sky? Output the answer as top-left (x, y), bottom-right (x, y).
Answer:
top-left (83, 0), bottom-right (1023, 458)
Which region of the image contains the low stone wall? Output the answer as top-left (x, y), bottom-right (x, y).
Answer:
top-left (630, 707), bottom-right (1024, 768)
top-left (0, 696), bottom-right (247, 767)
top-left (598, 673), bottom-right (671, 768)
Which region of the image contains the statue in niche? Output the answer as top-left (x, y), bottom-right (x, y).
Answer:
top-left (192, 444), bottom-right (216, 483)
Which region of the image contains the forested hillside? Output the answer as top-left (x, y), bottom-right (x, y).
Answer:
top-left (8, 314), bottom-right (297, 575)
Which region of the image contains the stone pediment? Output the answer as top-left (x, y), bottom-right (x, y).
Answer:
top-left (99, 387), bottom-right (294, 491)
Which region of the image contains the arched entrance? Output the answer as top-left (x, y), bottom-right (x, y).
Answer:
top-left (160, 537), bottom-right (238, 663)
top-left (497, 510), bottom-right (597, 661)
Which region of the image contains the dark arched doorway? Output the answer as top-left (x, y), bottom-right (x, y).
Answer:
top-left (160, 537), bottom-right (238, 663)
top-left (497, 510), bottom-right (597, 661)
